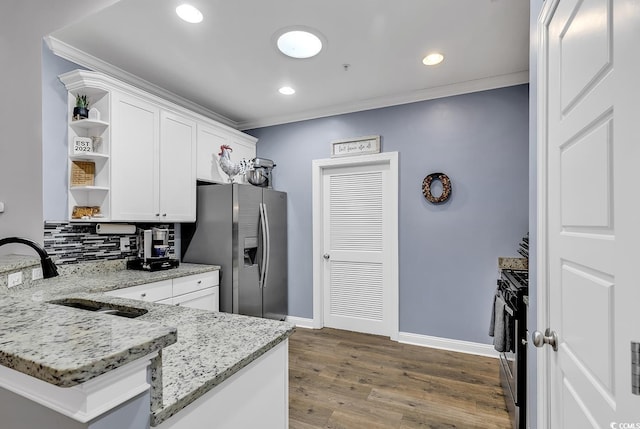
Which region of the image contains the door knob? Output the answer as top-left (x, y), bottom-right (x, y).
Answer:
top-left (532, 328), bottom-right (558, 352)
top-left (323, 253), bottom-right (330, 260)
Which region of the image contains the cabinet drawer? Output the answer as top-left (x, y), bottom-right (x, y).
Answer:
top-left (173, 286), bottom-right (218, 312)
top-left (105, 279), bottom-right (173, 302)
top-left (173, 271), bottom-right (218, 297)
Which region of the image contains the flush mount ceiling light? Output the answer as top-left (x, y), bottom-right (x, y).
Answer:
top-left (276, 29), bottom-right (323, 59)
top-left (422, 53), bottom-right (444, 66)
top-left (176, 4), bottom-right (203, 23)
top-left (279, 86), bottom-right (296, 95)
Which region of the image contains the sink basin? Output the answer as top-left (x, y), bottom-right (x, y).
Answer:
top-left (48, 298), bottom-right (148, 319)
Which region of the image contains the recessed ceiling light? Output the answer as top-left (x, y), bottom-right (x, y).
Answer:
top-left (176, 4), bottom-right (203, 23)
top-left (279, 86), bottom-right (296, 95)
top-left (277, 30), bottom-right (323, 59)
top-left (422, 53), bottom-right (444, 66)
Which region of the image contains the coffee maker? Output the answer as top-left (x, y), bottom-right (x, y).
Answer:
top-left (127, 227), bottom-right (179, 271)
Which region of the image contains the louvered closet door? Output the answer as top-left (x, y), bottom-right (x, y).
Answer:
top-left (322, 163), bottom-right (391, 336)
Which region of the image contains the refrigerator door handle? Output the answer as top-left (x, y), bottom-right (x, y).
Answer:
top-left (262, 202), bottom-right (271, 288)
top-left (258, 203), bottom-right (268, 288)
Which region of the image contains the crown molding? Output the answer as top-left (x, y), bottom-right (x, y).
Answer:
top-left (238, 71), bottom-right (529, 130)
top-left (45, 36), bottom-right (238, 129)
top-left (45, 35), bottom-right (528, 132)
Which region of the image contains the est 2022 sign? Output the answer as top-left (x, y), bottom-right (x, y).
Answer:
top-left (73, 137), bottom-right (93, 154)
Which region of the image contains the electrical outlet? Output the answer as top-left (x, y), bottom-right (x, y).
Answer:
top-left (8, 272), bottom-right (22, 288)
top-left (120, 237), bottom-right (130, 252)
top-left (32, 267), bottom-right (43, 281)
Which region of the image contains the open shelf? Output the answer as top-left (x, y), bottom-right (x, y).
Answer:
top-left (69, 217), bottom-right (108, 223)
top-left (63, 76), bottom-right (112, 222)
top-left (69, 119), bottom-right (109, 131)
top-left (69, 186), bottom-right (110, 192)
top-left (69, 153), bottom-right (109, 161)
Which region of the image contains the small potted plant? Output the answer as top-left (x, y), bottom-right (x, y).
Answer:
top-left (73, 94), bottom-right (89, 120)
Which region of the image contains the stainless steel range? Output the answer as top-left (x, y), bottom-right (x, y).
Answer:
top-left (494, 269), bottom-right (528, 429)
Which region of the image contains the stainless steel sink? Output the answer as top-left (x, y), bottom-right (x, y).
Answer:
top-left (48, 298), bottom-right (148, 318)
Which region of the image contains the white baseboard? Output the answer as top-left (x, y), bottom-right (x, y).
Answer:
top-left (285, 316), bottom-right (315, 329)
top-left (398, 332), bottom-right (500, 358)
top-left (286, 323), bottom-right (499, 358)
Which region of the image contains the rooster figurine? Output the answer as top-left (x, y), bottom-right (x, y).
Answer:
top-left (218, 145), bottom-right (250, 182)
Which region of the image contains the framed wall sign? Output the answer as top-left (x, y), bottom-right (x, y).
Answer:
top-left (73, 136), bottom-right (93, 154)
top-left (331, 135), bottom-right (381, 158)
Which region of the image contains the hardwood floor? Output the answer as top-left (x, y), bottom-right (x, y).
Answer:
top-left (289, 328), bottom-right (511, 429)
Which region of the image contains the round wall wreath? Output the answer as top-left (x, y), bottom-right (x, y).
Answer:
top-left (422, 172), bottom-right (452, 204)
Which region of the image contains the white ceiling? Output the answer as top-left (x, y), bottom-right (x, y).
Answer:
top-left (49, 0), bottom-right (530, 130)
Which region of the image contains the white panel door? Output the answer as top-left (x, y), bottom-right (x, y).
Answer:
top-left (322, 163), bottom-right (393, 336)
top-left (159, 111), bottom-right (196, 221)
top-left (110, 92), bottom-right (159, 221)
top-left (540, 0), bottom-right (640, 425)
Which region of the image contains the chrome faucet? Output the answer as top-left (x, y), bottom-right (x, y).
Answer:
top-left (0, 237), bottom-right (59, 279)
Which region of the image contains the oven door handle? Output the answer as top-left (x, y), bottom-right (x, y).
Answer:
top-left (497, 293), bottom-right (515, 316)
top-left (504, 304), bottom-right (514, 317)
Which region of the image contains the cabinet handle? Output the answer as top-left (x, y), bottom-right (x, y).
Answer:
top-left (155, 213), bottom-right (160, 217)
top-left (162, 213), bottom-right (167, 217)
top-left (197, 280), bottom-right (202, 284)
top-left (141, 293), bottom-right (147, 298)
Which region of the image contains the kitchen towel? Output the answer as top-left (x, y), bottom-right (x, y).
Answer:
top-left (490, 291), bottom-right (508, 352)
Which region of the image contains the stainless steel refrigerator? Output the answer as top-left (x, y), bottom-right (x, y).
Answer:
top-left (181, 183), bottom-right (287, 320)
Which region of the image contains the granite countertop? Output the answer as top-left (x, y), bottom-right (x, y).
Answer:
top-left (498, 257), bottom-right (528, 271)
top-left (0, 258), bottom-right (294, 426)
top-left (0, 255), bottom-right (40, 274)
top-left (0, 294), bottom-right (176, 387)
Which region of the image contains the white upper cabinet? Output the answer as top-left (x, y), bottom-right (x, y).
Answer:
top-left (111, 91), bottom-right (160, 221)
top-left (196, 122), bottom-right (256, 184)
top-left (60, 70), bottom-right (255, 223)
top-left (159, 111), bottom-right (196, 221)
top-left (110, 94), bottom-right (196, 222)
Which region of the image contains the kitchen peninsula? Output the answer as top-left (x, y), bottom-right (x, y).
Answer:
top-left (0, 257), bottom-right (294, 428)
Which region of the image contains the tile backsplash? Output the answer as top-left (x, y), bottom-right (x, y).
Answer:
top-left (44, 222), bottom-right (176, 264)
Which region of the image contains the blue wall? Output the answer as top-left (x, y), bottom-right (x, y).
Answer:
top-left (247, 85), bottom-right (529, 344)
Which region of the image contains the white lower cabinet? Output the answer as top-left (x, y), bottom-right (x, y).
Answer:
top-left (173, 287), bottom-right (219, 311)
top-left (106, 271), bottom-right (219, 312)
top-left (155, 339), bottom-right (289, 429)
top-left (106, 279), bottom-right (172, 303)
